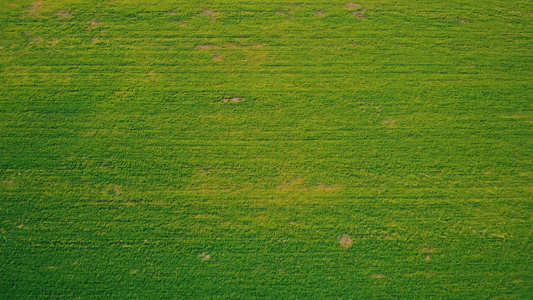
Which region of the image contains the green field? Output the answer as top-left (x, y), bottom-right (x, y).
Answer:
top-left (1, 0), bottom-right (532, 298)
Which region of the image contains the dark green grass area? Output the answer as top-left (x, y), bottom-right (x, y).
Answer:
top-left (1, 0), bottom-right (532, 298)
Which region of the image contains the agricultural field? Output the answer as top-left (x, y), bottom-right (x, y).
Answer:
top-left (0, 0), bottom-right (532, 298)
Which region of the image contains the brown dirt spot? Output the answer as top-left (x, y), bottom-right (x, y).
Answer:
top-left (32, 36), bottom-right (43, 44)
top-left (314, 183), bottom-right (341, 192)
top-left (167, 10), bottom-right (178, 15)
top-left (196, 44), bottom-right (221, 50)
top-left (222, 96), bottom-right (245, 103)
top-left (382, 118), bottom-right (396, 127)
top-left (3, 180), bottom-right (14, 185)
top-left (28, 1), bottom-right (42, 15)
top-left (345, 2), bottom-right (361, 10)
top-left (352, 11), bottom-right (366, 19)
top-left (55, 11), bottom-right (72, 18)
top-left (316, 11), bottom-right (324, 17)
top-left (420, 248), bottom-right (435, 252)
top-left (87, 20), bottom-right (98, 30)
top-left (372, 274), bottom-right (385, 278)
top-left (91, 38), bottom-right (99, 43)
top-left (115, 90), bottom-right (128, 97)
top-left (338, 234), bottom-right (353, 248)
top-left (212, 53), bottom-right (222, 61)
top-left (425, 255), bottom-right (431, 261)
top-left (113, 185), bottom-right (120, 195)
top-left (198, 252), bottom-right (211, 261)
top-left (277, 178), bottom-right (306, 191)
top-left (50, 39), bottom-right (59, 46)
top-left (458, 18), bottom-right (469, 23)
top-left (201, 10), bottom-right (219, 19)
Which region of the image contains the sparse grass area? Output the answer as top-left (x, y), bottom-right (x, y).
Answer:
top-left (1, 0), bottom-right (532, 298)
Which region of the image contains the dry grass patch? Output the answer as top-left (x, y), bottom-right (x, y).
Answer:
top-left (345, 2), bottom-right (361, 10)
top-left (32, 36), bottom-right (43, 44)
top-left (458, 17), bottom-right (469, 23)
top-left (338, 234), bottom-right (353, 248)
top-left (277, 178), bottom-right (306, 191)
top-left (222, 96), bottom-right (245, 103)
top-left (167, 10), bottom-right (178, 15)
top-left (382, 118), bottom-right (396, 127)
top-left (55, 11), bottom-right (72, 18)
top-left (112, 185), bottom-right (121, 195)
top-left (50, 39), bottom-right (59, 46)
top-left (198, 252), bottom-right (211, 261)
top-left (314, 183), bottom-right (341, 192)
top-left (196, 45), bottom-right (221, 50)
top-left (372, 274), bottom-right (385, 279)
top-left (91, 38), bottom-right (99, 43)
top-left (316, 11), bottom-right (324, 17)
top-left (201, 10), bottom-right (220, 19)
top-left (420, 247), bottom-right (435, 252)
top-left (115, 90), bottom-right (129, 97)
top-left (87, 21), bottom-right (98, 30)
top-left (352, 11), bottom-right (366, 19)
top-left (171, 21), bottom-right (187, 26)
top-left (22, 1), bottom-right (42, 17)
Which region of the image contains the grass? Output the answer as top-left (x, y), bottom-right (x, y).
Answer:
top-left (1, 0), bottom-right (532, 298)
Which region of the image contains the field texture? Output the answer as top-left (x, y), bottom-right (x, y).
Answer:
top-left (1, 0), bottom-right (532, 298)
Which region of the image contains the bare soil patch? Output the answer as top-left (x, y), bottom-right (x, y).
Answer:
top-left (91, 38), bottom-right (99, 43)
top-left (382, 118), bottom-right (396, 127)
top-left (87, 21), bottom-right (98, 30)
top-left (353, 11), bottom-right (366, 19)
top-left (28, 1), bottom-right (42, 15)
top-left (115, 90), bottom-right (128, 97)
top-left (201, 10), bottom-right (220, 19)
top-left (458, 18), bottom-right (469, 23)
top-left (420, 247), bottom-right (435, 252)
top-left (167, 10), bottom-right (178, 15)
top-left (196, 45), bottom-right (221, 50)
top-left (314, 183), bottom-right (341, 192)
top-left (211, 53), bottom-right (222, 61)
top-left (171, 21), bottom-right (187, 26)
top-left (345, 2), bottom-right (361, 10)
top-left (198, 252), bottom-right (211, 261)
top-left (50, 39), bottom-right (59, 46)
top-left (55, 11), bottom-right (72, 18)
top-left (338, 234), bottom-right (353, 248)
top-left (113, 185), bottom-right (121, 195)
top-left (372, 274), bottom-right (385, 279)
top-left (222, 96), bottom-right (245, 103)
top-left (316, 11), bottom-right (324, 17)
top-left (277, 178), bottom-right (306, 191)
top-left (32, 36), bottom-right (43, 44)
